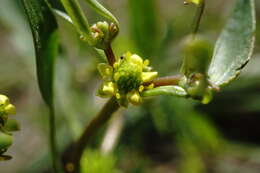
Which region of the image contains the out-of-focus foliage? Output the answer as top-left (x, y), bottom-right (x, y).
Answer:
top-left (81, 149), bottom-right (121, 173)
top-left (0, 0), bottom-right (260, 173)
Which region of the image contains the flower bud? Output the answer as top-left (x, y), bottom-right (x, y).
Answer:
top-left (90, 21), bottom-right (119, 50)
top-left (127, 91), bottom-right (142, 105)
top-left (0, 95), bottom-right (9, 107)
top-left (4, 104), bottom-right (16, 115)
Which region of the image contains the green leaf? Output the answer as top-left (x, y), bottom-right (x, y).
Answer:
top-left (83, 0), bottom-right (119, 26)
top-left (128, 0), bottom-right (159, 57)
top-left (46, 0), bottom-right (65, 11)
top-left (46, 0), bottom-right (73, 23)
top-left (53, 9), bottom-right (73, 24)
top-left (22, 1), bottom-right (60, 172)
top-left (22, 0), bottom-right (59, 107)
top-left (61, 0), bottom-right (94, 44)
top-left (141, 86), bottom-right (187, 97)
top-left (3, 119), bottom-right (20, 132)
top-left (207, 0), bottom-right (256, 87)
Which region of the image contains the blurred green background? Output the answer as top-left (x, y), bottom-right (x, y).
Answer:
top-left (0, 0), bottom-right (260, 172)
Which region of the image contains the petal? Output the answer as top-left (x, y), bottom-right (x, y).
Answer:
top-left (0, 95), bottom-right (9, 107)
top-left (141, 72), bottom-right (158, 82)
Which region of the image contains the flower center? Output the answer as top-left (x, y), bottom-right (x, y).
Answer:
top-left (113, 60), bottom-right (142, 94)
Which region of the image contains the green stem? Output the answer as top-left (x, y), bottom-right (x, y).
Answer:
top-left (49, 105), bottom-right (60, 173)
top-left (191, 1), bottom-right (205, 36)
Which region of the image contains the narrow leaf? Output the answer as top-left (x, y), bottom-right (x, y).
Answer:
top-left (22, 0), bottom-right (59, 171)
top-left (61, 0), bottom-right (93, 43)
top-left (208, 0), bottom-right (256, 86)
top-left (141, 86), bottom-right (187, 97)
top-left (84, 0), bottom-right (119, 26)
top-left (22, 0), bottom-right (59, 107)
top-left (53, 9), bottom-right (73, 24)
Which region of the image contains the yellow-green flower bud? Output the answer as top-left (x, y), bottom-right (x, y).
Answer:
top-left (102, 82), bottom-right (116, 96)
top-left (4, 104), bottom-right (16, 115)
top-left (0, 95), bottom-right (9, 107)
top-left (97, 63), bottom-right (113, 81)
top-left (127, 91), bottom-right (142, 105)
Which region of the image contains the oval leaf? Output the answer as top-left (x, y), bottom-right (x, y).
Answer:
top-left (207, 0), bottom-right (256, 86)
top-left (141, 86), bottom-right (187, 97)
top-left (22, 0), bottom-right (59, 107)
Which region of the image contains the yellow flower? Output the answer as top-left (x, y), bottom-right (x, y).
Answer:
top-left (0, 94), bottom-right (16, 125)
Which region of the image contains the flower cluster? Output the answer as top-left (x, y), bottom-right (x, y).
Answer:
top-left (0, 94), bottom-right (16, 158)
top-left (97, 52), bottom-right (158, 107)
top-left (0, 95), bottom-right (16, 126)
